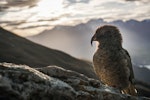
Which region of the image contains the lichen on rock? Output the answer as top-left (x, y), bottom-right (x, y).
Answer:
top-left (0, 63), bottom-right (76, 100)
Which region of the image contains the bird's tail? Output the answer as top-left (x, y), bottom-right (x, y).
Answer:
top-left (122, 83), bottom-right (137, 96)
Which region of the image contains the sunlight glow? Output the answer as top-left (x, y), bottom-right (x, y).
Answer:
top-left (35, 0), bottom-right (63, 17)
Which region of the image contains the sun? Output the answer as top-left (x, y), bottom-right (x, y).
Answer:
top-left (35, 0), bottom-right (63, 16)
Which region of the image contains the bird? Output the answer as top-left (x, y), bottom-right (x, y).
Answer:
top-left (91, 25), bottom-right (137, 96)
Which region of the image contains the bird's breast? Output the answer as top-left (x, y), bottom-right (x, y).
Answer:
top-left (93, 49), bottom-right (130, 89)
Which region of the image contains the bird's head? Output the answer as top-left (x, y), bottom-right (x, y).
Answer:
top-left (91, 25), bottom-right (122, 47)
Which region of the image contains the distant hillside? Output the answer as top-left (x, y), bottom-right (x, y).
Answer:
top-left (27, 19), bottom-right (150, 64)
top-left (133, 65), bottom-right (150, 84)
top-left (0, 27), bottom-right (97, 79)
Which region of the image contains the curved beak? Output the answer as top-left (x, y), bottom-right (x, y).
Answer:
top-left (91, 35), bottom-right (97, 46)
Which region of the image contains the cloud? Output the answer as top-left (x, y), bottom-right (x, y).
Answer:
top-left (0, 0), bottom-right (150, 36)
top-left (123, 0), bottom-right (149, 3)
top-left (66, 0), bottom-right (90, 3)
top-left (63, 0), bottom-right (90, 7)
top-left (0, 0), bottom-right (40, 10)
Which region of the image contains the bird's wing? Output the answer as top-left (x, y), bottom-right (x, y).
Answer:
top-left (123, 49), bottom-right (135, 84)
top-left (122, 49), bottom-right (137, 96)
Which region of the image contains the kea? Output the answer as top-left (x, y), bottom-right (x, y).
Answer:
top-left (91, 25), bottom-right (137, 96)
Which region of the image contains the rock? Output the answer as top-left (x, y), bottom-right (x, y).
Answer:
top-left (0, 63), bottom-right (76, 100)
top-left (0, 63), bottom-right (149, 100)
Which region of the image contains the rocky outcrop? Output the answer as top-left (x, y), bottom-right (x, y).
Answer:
top-left (0, 63), bottom-right (149, 100)
top-left (0, 63), bottom-right (76, 100)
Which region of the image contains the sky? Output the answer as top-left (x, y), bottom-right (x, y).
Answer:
top-left (0, 0), bottom-right (150, 36)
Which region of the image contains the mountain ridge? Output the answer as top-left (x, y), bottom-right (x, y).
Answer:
top-left (0, 27), bottom-right (97, 79)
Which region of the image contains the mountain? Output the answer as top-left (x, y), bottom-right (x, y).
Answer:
top-left (27, 19), bottom-right (150, 65)
top-left (133, 65), bottom-right (150, 84)
top-left (0, 27), bottom-right (97, 79)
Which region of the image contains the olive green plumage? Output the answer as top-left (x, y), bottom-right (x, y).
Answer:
top-left (91, 25), bottom-right (137, 96)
